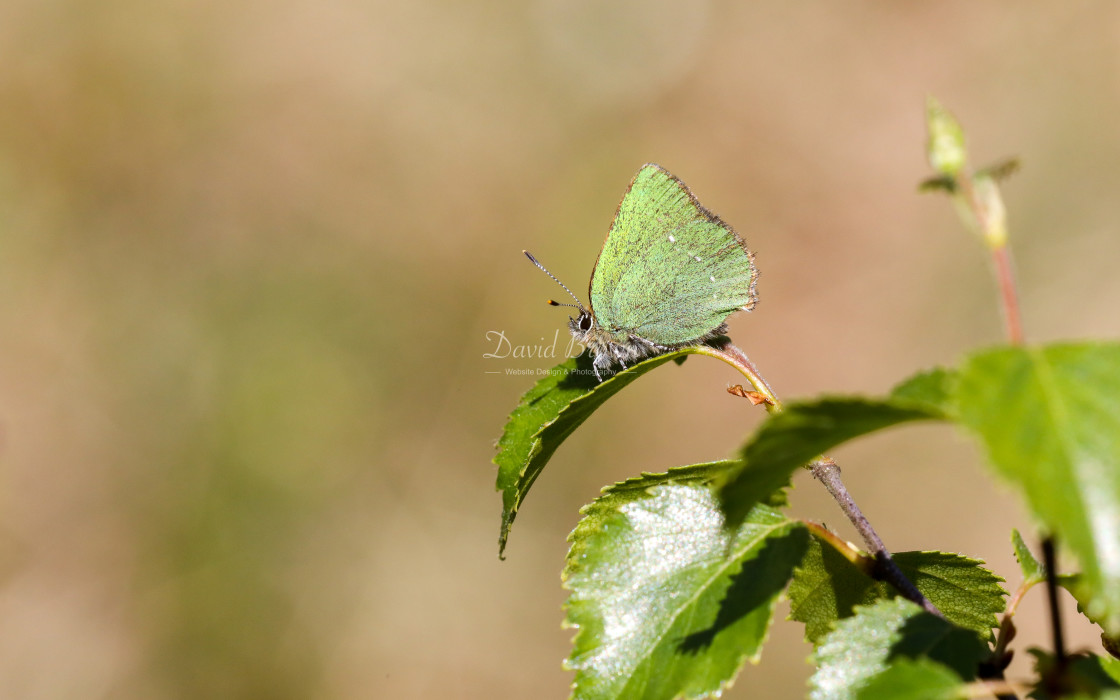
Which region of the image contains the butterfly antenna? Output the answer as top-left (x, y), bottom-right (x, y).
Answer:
top-left (523, 251), bottom-right (587, 312)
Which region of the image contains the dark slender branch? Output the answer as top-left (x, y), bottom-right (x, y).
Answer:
top-left (1041, 536), bottom-right (1066, 665)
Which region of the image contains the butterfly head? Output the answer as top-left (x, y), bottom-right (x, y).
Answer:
top-left (567, 308), bottom-right (596, 342)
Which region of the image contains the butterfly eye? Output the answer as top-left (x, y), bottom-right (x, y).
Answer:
top-left (579, 313), bottom-right (593, 331)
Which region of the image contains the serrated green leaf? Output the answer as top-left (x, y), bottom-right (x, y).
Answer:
top-left (854, 659), bottom-right (966, 700)
top-left (566, 462), bottom-right (734, 571)
top-left (889, 552), bottom-right (1007, 638)
top-left (1060, 572), bottom-right (1100, 623)
top-left (1058, 572), bottom-right (1120, 651)
top-left (719, 390), bottom-right (948, 527)
top-left (811, 597), bottom-right (987, 700)
top-left (1011, 529), bottom-right (1046, 585)
top-left (494, 347), bottom-right (707, 556)
top-left (790, 538), bottom-right (1006, 645)
top-left (564, 478), bottom-right (808, 700)
top-left (955, 343), bottom-right (1120, 635)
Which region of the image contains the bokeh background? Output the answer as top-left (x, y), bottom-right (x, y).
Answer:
top-left (1, 1), bottom-right (1119, 697)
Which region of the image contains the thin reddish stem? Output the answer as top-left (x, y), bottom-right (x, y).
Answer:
top-left (992, 245), bottom-right (1024, 345)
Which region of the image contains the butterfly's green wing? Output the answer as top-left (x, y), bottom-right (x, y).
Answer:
top-left (589, 164), bottom-right (758, 346)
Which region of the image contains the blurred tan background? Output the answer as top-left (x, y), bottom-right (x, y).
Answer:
top-left (1, 1), bottom-right (1119, 697)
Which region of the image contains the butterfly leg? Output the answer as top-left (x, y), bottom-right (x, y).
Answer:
top-left (592, 352), bottom-right (612, 382)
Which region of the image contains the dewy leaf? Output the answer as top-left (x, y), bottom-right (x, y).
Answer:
top-left (810, 597), bottom-right (988, 700)
top-left (854, 659), bottom-right (967, 700)
top-left (564, 474), bottom-right (808, 700)
top-left (566, 462), bottom-right (733, 571)
top-left (719, 385), bottom-right (949, 527)
top-left (955, 343), bottom-right (1120, 635)
top-left (790, 537), bottom-right (1005, 645)
top-left (494, 347), bottom-right (709, 556)
top-left (1011, 528), bottom-right (1046, 586)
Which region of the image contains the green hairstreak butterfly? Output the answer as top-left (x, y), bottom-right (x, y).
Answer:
top-left (526, 163), bottom-right (758, 381)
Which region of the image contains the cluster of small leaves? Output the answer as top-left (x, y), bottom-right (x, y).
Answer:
top-left (494, 340), bottom-right (1120, 698)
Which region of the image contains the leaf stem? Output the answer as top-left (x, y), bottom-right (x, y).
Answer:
top-left (695, 343), bottom-right (781, 411)
top-left (991, 244), bottom-right (1024, 345)
top-left (985, 579), bottom-right (1033, 699)
top-left (991, 578), bottom-right (1033, 661)
top-left (802, 520), bottom-right (875, 575)
top-left (700, 341), bottom-right (943, 617)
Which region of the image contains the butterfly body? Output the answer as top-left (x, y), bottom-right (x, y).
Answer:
top-left (530, 164), bottom-right (758, 381)
top-left (566, 308), bottom-right (673, 381)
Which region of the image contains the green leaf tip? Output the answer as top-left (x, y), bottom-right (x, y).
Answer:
top-left (1011, 529), bottom-right (1046, 585)
top-left (926, 96), bottom-right (967, 177)
top-left (494, 346), bottom-right (710, 557)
